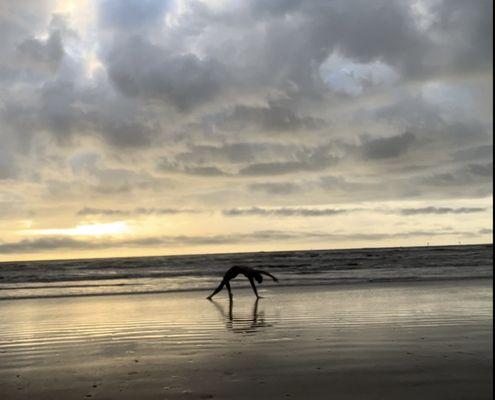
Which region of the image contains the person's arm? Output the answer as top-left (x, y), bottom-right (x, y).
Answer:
top-left (207, 278), bottom-right (228, 299)
top-left (259, 270), bottom-right (279, 282)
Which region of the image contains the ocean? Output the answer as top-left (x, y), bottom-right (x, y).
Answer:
top-left (0, 244), bottom-right (492, 300)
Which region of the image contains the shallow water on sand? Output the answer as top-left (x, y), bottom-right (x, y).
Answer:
top-left (0, 280), bottom-right (491, 368)
top-left (0, 281), bottom-right (492, 399)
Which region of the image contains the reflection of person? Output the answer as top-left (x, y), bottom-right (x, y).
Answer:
top-left (210, 297), bottom-right (270, 333)
top-left (206, 266), bottom-right (278, 299)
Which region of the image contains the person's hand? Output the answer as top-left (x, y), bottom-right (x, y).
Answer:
top-left (273, 277), bottom-right (279, 283)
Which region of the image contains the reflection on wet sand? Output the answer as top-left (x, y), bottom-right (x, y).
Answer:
top-left (210, 298), bottom-right (272, 334)
top-left (0, 282), bottom-right (492, 399)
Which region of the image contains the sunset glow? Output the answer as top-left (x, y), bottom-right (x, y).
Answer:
top-left (24, 222), bottom-right (130, 237)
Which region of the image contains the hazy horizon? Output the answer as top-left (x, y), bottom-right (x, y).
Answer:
top-left (1, 241), bottom-right (491, 264)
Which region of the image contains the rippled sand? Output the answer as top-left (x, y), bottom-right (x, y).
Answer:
top-left (0, 280), bottom-right (492, 399)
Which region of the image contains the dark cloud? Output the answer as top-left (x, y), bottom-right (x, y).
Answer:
top-left (466, 162), bottom-right (493, 178)
top-left (100, 119), bottom-right (156, 148)
top-left (99, 0), bottom-right (170, 30)
top-left (95, 0), bottom-right (493, 114)
top-left (39, 80), bottom-right (81, 139)
top-left (437, 121), bottom-right (490, 145)
top-left (224, 103), bottom-right (324, 133)
top-left (176, 143), bottom-right (264, 165)
top-left (248, 182), bottom-right (300, 195)
top-left (239, 159), bottom-right (333, 176)
top-left (374, 98), bottom-right (491, 153)
top-left (158, 142), bottom-right (338, 177)
top-left (77, 207), bottom-right (201, 216)
top-left (420, 162), bottom-right (493, 186)
top-left (240, 161), bottom-right (311, 176)
top-left (250, 0), bottom-right (303, 17)
top-left (106, 36), bottom-right (225, 111)
top-left (270, 1), bottom-right (486, 85)
top-left (239, 145), bottom-right (338, 175)
top-left (314, 167), bottom-right (493, 202)
top-left (452, 145), bottom-right (493, 162)
top-left (0, 1), bottom-right (52, 65)
top-left (430, 0), bottom-right (493, 74)
top-left (399, 163), bottom-right (493, 200)
top-left (157, 159), bottom-right (229, 176)
top-left (223, 207), bottom-right (350, 217)
top-left (36, 79), bottom-right (159, 147)
top-left (223, 206), bottom-right (487, 217)
top-left (0, 237), bottom-right (104, 254)
top-left (0, 74), bottom-right (157, 150)
top-left (77, 207), bottom-right (129, 216)
top-left (310, 161), bottom-right (492, 202)
top-left (183, 166), bottom-right (228, 176)
top-left (77, 205), bottom-right (488, 218)
top-left (361, 132), bottom-right (416, 159)
top-left (17, 31), bottom-right (64, 72)
top-left (398, 207), bottom-right (487, 216)
top-left (317, 1), bottom-right (426, 76)
top-left (64, 154), bottom-right (175, 196)
top-left (0, 142), bottom-right (18, 180)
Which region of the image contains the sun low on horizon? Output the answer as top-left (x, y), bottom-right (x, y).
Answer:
top-left (0, 0), bottom-right (493, 262)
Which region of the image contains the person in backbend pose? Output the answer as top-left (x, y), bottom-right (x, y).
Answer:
top-left (206, 266), bottom-right (278, 299)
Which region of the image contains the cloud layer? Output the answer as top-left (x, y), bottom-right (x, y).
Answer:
top-left (0, 228), bottom-right (483, 254)
top-left (0, 0), bottom-right (492, 259)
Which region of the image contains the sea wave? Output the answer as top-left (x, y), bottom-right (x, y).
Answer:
top-left (0, 244), bottom-right (492, 300)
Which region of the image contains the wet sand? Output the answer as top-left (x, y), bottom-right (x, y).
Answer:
top-left (0, 280), bottom-right (492, 399)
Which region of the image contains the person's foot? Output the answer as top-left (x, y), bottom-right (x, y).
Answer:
top-left (206, 296), bottom-right (212, 300)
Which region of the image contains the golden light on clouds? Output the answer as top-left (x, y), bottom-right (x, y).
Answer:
top-left (54, 0), bottom-right (94, 22)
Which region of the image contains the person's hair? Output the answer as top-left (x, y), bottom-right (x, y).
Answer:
top-left (254, 272), bottom-right (263, 283)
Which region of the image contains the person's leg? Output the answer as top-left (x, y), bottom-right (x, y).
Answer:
top-left (207, 280), bottom-right (226, 299)
top-left (226, 281), bottom-right (233, 298)
top-left (248, 277), bottom-right (260, 298)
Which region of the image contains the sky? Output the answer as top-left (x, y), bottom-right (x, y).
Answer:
top-left (0, 0), bottom-right (492, 261)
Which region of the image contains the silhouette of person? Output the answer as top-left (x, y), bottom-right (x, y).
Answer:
top-left (206, 266), bottom-right (278, 299)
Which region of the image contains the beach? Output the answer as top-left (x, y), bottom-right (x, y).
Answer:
top-left (0, 279), bottom-right (492, 399)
